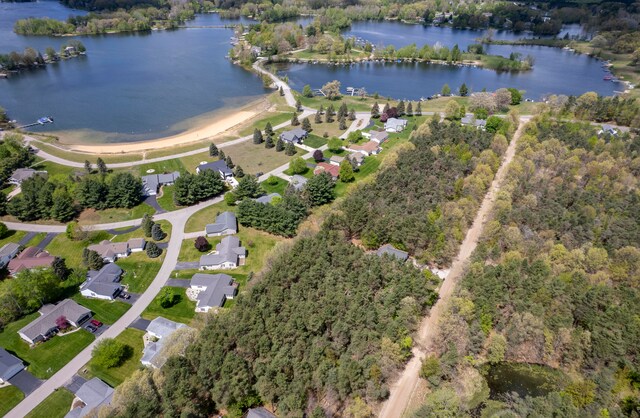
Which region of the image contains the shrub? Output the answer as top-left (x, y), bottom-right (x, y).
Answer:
top-left (146, 242), bottom-right (162, 258)
top-left (194, 236), bottom-right (210, 252)
top-left (92, 338), bottom-right (130, 369)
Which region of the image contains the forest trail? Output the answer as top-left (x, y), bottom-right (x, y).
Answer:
top-left (379, 118), bottom-right (529, 418)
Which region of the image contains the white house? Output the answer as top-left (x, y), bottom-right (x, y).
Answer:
top-left (199, 236), bottom-right (246, 270)
top-left (384, 118), bottom-right (408, 133)
top-left (65, 378), bottom-right (113, 418)
top-left (141, 317), bottom-right (189, 369)
top-left (205, 212), bottom-right (237, 237)
top-left (190, 273), bottom-right (238, 313)
top-left (18, 299), bottom-right (92, 345)
top-left (79, 263), bottom-right (123, 301)
top-left (0, 348), bottom-right (24, 384)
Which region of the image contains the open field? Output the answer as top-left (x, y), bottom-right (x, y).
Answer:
top-left (77, 203), bottom-right (156, 226)
top-left (47, 231), bottom-right (112, 269)
top-left (0, 386), bottom-right (24, 417)
top-left (118, 251), bottom-right (164, 294)
top-left (261, 176), bottom-right (289, 195)
top-left (141, 287), bottom-right (196, 324)
top-left (25, 388), bottom-right (75, 418)
top-left (238, 111), bottom-right (293, 136)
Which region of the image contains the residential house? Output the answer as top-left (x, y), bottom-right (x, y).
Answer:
top-left (461, 114), bottom-right (486, 129)
top-left (598, 124), bottom-right (618, 136)
top-left (18, 299), bottom-right (92, 345)
top-left (190, 273), bottom-right (238, 313)
top-left (196, 160), bottom-right (234, 179)
top-left (348, 152), bottom-right (365, 167)
top-left (329, 155), bottom-right (345, 166)
top-left (141, 171), bottom-right (180, 196)
top-left (65, 378), bottom-right (113, 418)
top-left (79, 263), bottom-right (123, 300)
top-left (290, 175), bottom-right (308, 191)
top-left (87, 241), bottom-right (130, 263)
top-left (8, 168), bottom-right (47, 185)
top-left (7, 247), bottom-right (56, 276)
top-left (247, 408), bottom-right (277, 418)
top-left (313, 162), bottom-right (340, 180)
top-left (255, 193), bottom-right (281, 204)
top-left (0, 243), bottom-right (21, 270)
top-left (376, 244), bottom-right (409, 262)
top-left (141, 317), bottom-right (189, 369)
top-left (346, 141), bottom-right (381, 156)
top-left (0, 348), bottom-right (24, 384)
top-left (384, 118), bottom-right (408, 133)
top-left (367, 130), bottom-right (389, 143)
top-left (128, 238), bottom-right (146, 253)
top-left (199, 236), bottom-right (246, 270)
top-left (205, 211), bottom-right (238, 237)
top-left (279, 128), bottom-right (308, 144)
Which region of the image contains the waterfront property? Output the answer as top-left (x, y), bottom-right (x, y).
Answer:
top-left (196, 160), bottom-right (234, 179)
top-left (7, 247), bottom-right (56, 276)
top-left (18, 299), bottom-right (92, 345)
top-left (255, 193), bottom-right (281, 204)
top-left (8, 168), bottom-right (48, 186)
top-left (199, 235), bottom-right (246, 270)
top-left (141, 171), bottom-right (180, 196)
top-left (141, 317), bottom-right (189, 369)
top-left (384, 118), bottom-right (408, 133)
top-left (313, 162), bottom-right (340, 180)
top-left (79, 263), bottom-right (123, 300)
top-left (190, 273), bottom-right (238, 313)
top-left (280, 127), bottom-right (308, 144)
top-left (0, 348), bottom-right (24, 384)
top-left (0, 243), bottom-right (21, 270)
top-left (376, 244), bottom-right (409, 262)
top-left (205, 211), bottom-right (237, 237)
top-left (65, 377), bottom-right (113, 418)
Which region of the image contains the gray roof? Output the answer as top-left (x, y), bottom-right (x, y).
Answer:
top-left (127, 238), bottom-right (146, 250)
top-left (0, 243), bottom-right (20, 258)
top-left (205, 211), bottom-right (237, 235)
top-left (191, 273), bottom-right (237, 309)
top-left (255, 193), bottom-right (281, 204)
top-left (81, 263), bottom-right (123, 298)
top-left (142, 171), bottom-right (180, 194)
top-left (19, 299), bottom-right (91, 342)
top-left (376, 244), bottom-right (409, 261)
top-left (330, 155), bottom-right (345, 163)
top-left (601, 124), bottom-right (617, 133)
top-left (65, 378), bottom-right (113, 418)
top-left (200, 236), bottom-right (246, 267)
top-left (247, 408), bottom-right (277, 418)
top-left (461, 114), bottom-right (486, 127)
top-left (369, 130), bottom-right (389, 142)
top-left (10, 168), bottom-right (46, 183)
top-left (142, 317), bottom-right (189, 368)
top-left (280, 128), bottom-right (307, 142)
top-left (290, 175), bottom-right (308, 190)
top-left (197, 160), bottom-right (233, 176)
top-left (384, 118), bottom-right (408, 129)
top-left (87, 240), bottom-right (129, 260)
top-left (0, 348), bottom-right (23, 376)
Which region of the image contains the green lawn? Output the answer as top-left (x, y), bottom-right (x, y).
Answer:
top-left (136, 159), bottom-right (186, 177)
top-left (111, 219), bottom-right (171, 244)
top-left (118, 251), bottom-right (164, 294)
top-left (156, 185), bottom-right (181, 212)
top-left (71, 295), bottom-right (131, 325)
top-left (31, 159), bottom-right (78, 179)
top-left (47, 231), bottom-right (111, 270)
top-left (0, 230), bottom-right (27, 248)
top-left (238, 112), bottom-right (293, 136)
top-left (260, 176), bottom-right (289, 195)
top-left (0, 386), bottom-right (24, 417)
top-left (141, 287), bottom-right (195, 324)
top-left (32, 141), bottom-right (143, 164)
top-left (184, 200), bottom-right (236, 233)
top-left (77, 203), bottom-right (156, 225)
top-left (297, 92), bottom-right (379, 112)
top-left (0, 313), bottom-right (94, 379)
top-left (81, 328), bottom-right (144, 387)
top-left (303, 134), bottom-right (328, 149)
top-left (25, 388), bottom-right (74, 418)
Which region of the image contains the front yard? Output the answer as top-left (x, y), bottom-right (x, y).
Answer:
top-left (141, 287), bottom-right (196, 324)
top-left (118, 251), bottom-right (164, 294)
top-left (71, 295), bottom-right (131, 325)
top-left (25, 388), bottom-right (74, 418)
top-left (0, 386), bottom-right (24, 416)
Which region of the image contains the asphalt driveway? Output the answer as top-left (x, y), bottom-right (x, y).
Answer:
top-left (8, 370), bottom-right (42, 395)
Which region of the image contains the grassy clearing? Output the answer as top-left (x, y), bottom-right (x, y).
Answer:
top-left (297, 93), bottom-right (380, 112)
top-left (0, 313), bottom-right (94, 379)
top-left (25, 388), bottom-right (75, 418)
top-left (0, 230), bottom-right (27, 248)
top-left (184, 200), bottom-right (236, 233)
top-left (281, 116), bottom-right (346, 139)
top-left (118, 251), bottom-right (164, 294)
top-left (77, 203), bottom-right (155, 226)
top-left (303, 134), bottom-right (328, 148)
top-left (111, 219), bottom-right (171, 244)
top-left (0, 386), bottom-right (24, 417)
top-left (31, 159), bottom-right (78, 178)
top-left (48, 231), bottom-right (111, 270)
top-left (156, 185), bottom-right (181, 212)
top-left (136, 159), bottom-right (186, 177)
top-left (80, 328), bottom-right (144, 387)
top-left (71, 295), bottom-right (131, 325)
top-left (238, 112), bottom-right (293, 136)
top-left (141, 287), bottom-right (195, 324)
top-left (261, 176), bottom-right (289, 195)
top-left (32, 141), bottom-right (143, 164)
top-left (220, 140), bottom-right (297, 176)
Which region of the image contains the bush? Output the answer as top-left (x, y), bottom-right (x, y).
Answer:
top-left (0, 222), bottom-right (8, 239)
top-left (159, 288), bottom-right (180, 309)
top-left (146, 242), bottom-right (162, 258)
top-left (92, 338), bottom-right (130, 369)
top-left (151, 223), bottom-right (166, 241)
top-left (194, 236), bottom-right (210, 252)
top-left (313, 150), bottom-right (324, 162)
top-left (289, 157), bottom-right (307, 175)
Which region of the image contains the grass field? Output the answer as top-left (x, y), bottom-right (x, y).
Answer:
top-left (71, 295), bottom-right (131, 325)
top-left (111, 219), bottom-right (171, 244)
top-left (0, 313), bottom-right (94, 379)
top-left (81, 328), bottom-right (144, 387)
top-left (297, 94), bottom-right (379, 112)
top-left (25, 388), bottom-right (75, 418)
top-left (0, 386), bottom-right (24, 417)
top-left (32, 141), bottom-right (144, 164)
top-left (238, 111), bottom-right (293, 136)
top-left (77, 203), bottom-right (155, 226)
top-left (142, 287), bottom-right (195, 324)
top-left (184, 200), bottom-right (236, 233)
top-left (47, 230), bottom-right (112, 269)
top-left (0, 230), bottom-right (27, 248)
top-left (156, 185), bottom-right (181, 212)
top-left (118, 251), bottom-right (164, 294)
top-left (303, 134), bottom-right (328, 148)
top-left (261, 176), bottom-right (289, 195)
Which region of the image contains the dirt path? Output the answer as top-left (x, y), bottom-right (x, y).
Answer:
top-left (379, 118), bottom-right (528, 418)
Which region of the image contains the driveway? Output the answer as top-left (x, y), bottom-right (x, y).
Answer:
top-left (64, 375), bottom-right (87, 394)
top-left (8, 370), bottom-right (42, 395)
top-left (129, 318), bottom-right (150, 332)
top-left (36, 233), bottom-right (58, 250)
top-left (174, 261), bottom-right (199, 270)
top-left (84, 322), bottom-right (110, 337)
top-left (117, 292), bottom-right (140, 305)
top-left (144, 195), bottom-right (165, 214)
top-left (166, 279), bottom-right (191, 288)
top-left (18, 232), bottom-right (37, 247)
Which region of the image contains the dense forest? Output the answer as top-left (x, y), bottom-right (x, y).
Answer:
top-left (102, 230), bottom-right (438, 416)
top-left (414, 117), bottom-right (640, 416)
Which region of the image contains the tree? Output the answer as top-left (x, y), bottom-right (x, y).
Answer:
top-left (264, 122), bottom-right (273, 137)
top-left (348, 108), bottom-right (356, 121)
top-left (159, 287), bottom-right (179, 308)
top-left (194, 236), bottom-right (210, 252)
top-left (224, 191), bottom-right (237, 206)
top-left (51, 188), bottom-right (75, 222)
top-left (325, 109), bottom-right (333, 123)
top-left (321, 80), bottom-right (341, 100)
top-left (265, 136), bottom-right (274, 149)
top-left (209, 143), bottom-right (218, 157)
top-left (339, 158), bottom-right (355, 182)
top-left (285, 143), bottom-right (296, 156)
top-left (225, 156), bottom-right (234, 169)
top-left (339, 116), bottom-right (347, 130)
top-left (485, 116), bottom-right (505, 133)
top-left (146, 241), bottom-right (162, 258)
top-left (84, 160), bottom-right (92, 174)
top-left (83, 248), bottom-right (104, 270)
top-left (253, 129), bottom-right (263, 144)
top-left (459, 83), bottom-right (469, 96)
top-left (328, 137), bottom-right (343, 152)
top-left (279, 86), bottom-right (284, 96)
top-left (234, 165), bottom-right (245, 178)
top-left (275, 138), bottom-right (284, 152)
top-left (338, 102), bottom-right (348, 119)
top-left (486, 333), bottom-right (506, 364)
top-left (494, 88), bottom-right (512, 111)
top-left (507, 87), bottom-right (522, 105)
top-left (106, 173), bottom-right (143, 209)
top-left (0, 193), bottom-right (6, 216)
top-left (416, 102), bottom-right (422, 116)
top-left (371, 102), bottom-right (380, 118)
top-left (313, 150), bottom-right (324, 162)
top-left (142, 214), bottom-right (154, 238)
top-left (445, 101), bottom-right (461, 120)
top-left (289, 157), bottom-right (307, 175)
top-left (291, 113), bottom-right (300, 126)
top-left (302, 84), bottom-right (313, 98)
top-left (235, 175), bottom-right (262, 200)
top-left (93, 338), bottom-right (130, 368)
top-left (305, 172), bottom-right (335, 206)
top-left (348, 130), bottom-right (362, 143)
top-left (0, 222), bottom-right (8, 239)
top-left (314, 111), bottom-right (322, 124)
top-left (397, 100), bottom-right (405, 116)
top-left (406, 102), bottom-right (413, 116)
top-left (295, 99), bottom-right (302, 112)
top-left (441, 84), bottom-right (451, 96)
top-left (52, 257), bottom-right (70, 280)
top-left (302, 117), bottom-right (312, 132)
top-left (55, 315), bottom-right (69, 330)
top-left (96, 158), bottom-right (108, 175)
top-left (218, 150), bottom-right (226, 161)
top-left (151, 223), bottom-right (166, 241)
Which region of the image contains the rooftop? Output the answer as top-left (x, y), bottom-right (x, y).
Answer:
top-left (197, 160), bottom-right (233, 176)
top-left (255, 193), bottom-right (281, 204)
top-left (0, 243), bottom-right (20, 259)
top-left (205, 211), bottom-right (237, 235)
top-left (65, 378), bottom-right (113, 418)
top-left (200, 235), bottom-right (246, 267)
top-left (376, 244), bottom-right (409, 261)
top-left (81, 263), bottom-right (123, 298)
top-left (19, 299), bottom-right (91, 342)
top-left (191, 273), bottom-right (238, 309)
top-left (0, 348), bottom-right (23, 376)
top-left (7, 247), bottom-right (56, 274)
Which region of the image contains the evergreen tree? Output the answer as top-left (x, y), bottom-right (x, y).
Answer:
top-left (348, 108), bottom-right (356, 121)
top-left (265, 136), bottom-right (275, 149)
top-left (416, 101), bottom-right (422, 115)
top-left (319, 104), bottom-right (324, 114)
top-left (406, 102), bottom-right (413, 116)
top-left (314, 111), bottom-right (322, 124)
top-left (302, 117), bottom-right (312, 132)
top-left (96, 158), bottom-right (108, 175)
top-left (234, 165), bottom-right (245, 178)
top-left (225, 156), bottom-right (234, 169)
top-left (146, 241), bottom-right (162, 258)
top-left (441, 83), bottom-right (451, 96)
top-left (459, 83), bottom-right (469, 96)
top-left (51, 188), bottom-right (75, 222)
top-left (84, 160), bottom-right (92, 174)
top-left (295, 99), bottom-right (302, 112)
top-left (86, 249), bottom-right (104, 270)
top-left (397, 100), bottom-right (405, 116)
top-left (371, 102), bottom-right (380, 118)
top-left (52, 257), bottom-right (70, 280)
top-left (285, 143), bottom-right (296, 156)
top-left (106, 172), bottom-right (143, 208)
top-left (339, 116), bottom-right (347, 130)
top-left (253, 128), bottom-right (263, 144)
top-left (339, 158), bottom-right (355, 182)
top-left (279, 86), bottom-right (284, 96)
top-left (218, 150), bottom-right (226, 161)
top-left (142, 214), bottom-right (154, 238)
top-left (302, 84), bottom-right (313, 98)
top-left (151, 223), bottom-right (166, 241)
top-left (338, 102), bottom-right (348, 118)
top-left (383, 103), bottom-right (390, 114)
top-left (265, 122), bottom-right (273, 137)
top-left (275, 138), bottom-right (284, 152)
top-left (325, 110), bottom-right (333, 124)
top-left (235, 175), bottom-right (262, 200)
top-left (291, 113), bottom-right (300, 126)
top-left (327, 104), bottom-right (336, 116)
top-left (304, 172), bottom-right (335, 206)
top-left (209, 143), bottom-right (218, 157)
top-left (0, 222), bottom-right (7, 239)
top-left (0, 192), bottom-right (7, 216)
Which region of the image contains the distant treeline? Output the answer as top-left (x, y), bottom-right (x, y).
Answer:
top-left (0, 41), bottom-right (86, 72)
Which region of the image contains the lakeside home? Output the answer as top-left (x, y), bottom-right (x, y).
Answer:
top-left (196, 160), bottom-right (234, 179)
top-left (142, 171), bottom-right (180, 196)
top-left (9, 168), bottom-right (48, 185)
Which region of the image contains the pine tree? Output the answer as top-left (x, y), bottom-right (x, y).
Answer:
top-left (383, 103), bottom-right (390, 114)
top-left (234, 165), bottom-right (245, 178)
top-left (218, 150), bottom-right (226, 161)
top-left (291, 113), bottom-right (300, 126)
top-left (459, 83), bottom-right (469, 97)
top-left (96, 158), bottom-right (108, 175)
top-left (265, 136), bottom-right (275, 149)
top-left (151, 223), bottom-right (166, 241)
top-left (295, 99), bottom-right (302, 112)
top-left (209, 143), bottom-right (218, 157)
top-left (85, 249), bottom-right (104, 270)
top-left (52, 257), bottom-right (70, 280)
top-left (226, 156), bottom-right (234, 169)
top-left (253, 128), bottom-right (263, 144)
top-left (279, 86), bottom-right (284, 96)
top-left (314, 111), bottom-right (322, 124)
top-left (397, 100), bottom-right (405, 116)
top-left (327, 104), bottom-right (336, 116)
top-left (319, 104), bottom-right (324, 114)
top-left (275, 138), bottom-right (284, 152)
top-left (146, 241), bottom-right (162, 258)
top-left (51, 188), bottom-right (75, 222)
top-left (338, 102), bottom-right (348, 118)
top-left (265, 122), bottom-right (273, 137)
top-left (406, 102), bottom-right (413, 116)
top-left (84, 160), bottom-right (92, 174)
top-left (302, 117), bottom-right (312, 132)
top-left (348, 108), bottom-right (356, 121)
top-left (371, 102), bottom-right (380, 118)
top-left (285, 143), bottom-right (296, 156)
top-left (416, 101), bottom-right (422, 116)
top-left (339, 116), bottom-right (347, 130)
top-left (325, 110), bottom-right (333, 124)
top-left (142, 213), bottom-right (154, 238)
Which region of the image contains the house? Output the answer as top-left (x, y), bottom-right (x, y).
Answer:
top-left (128, 238), bottom-right (146, 253)
top-left (199, 236), bottom-right (246, 270)
top-left (348, 152), bottom-right (365, 167)
top-left (247, 408), bottom-right (277, 418)
top-left (598, 124), bottom-right (618, 136)
top-left (329, 155), bottom-right (345, 166)
top-left (87, 241), bottom-right (130, 263)
top-left (384, 118), bottom-right (408, 132)
top-left (0, 348), bottom-right (24, 384)
top-left (205, 211), bottom-right (238, 237)
top-left (7, 247), bottom-right (56, 275)
top-left (376, 244), bottom-right (409, 262)
top-left (18, 299), bottom-right (92, 345)
top-left (346, 141), bottom-right (381, 156)
top-left (196, 160), bottom-right (234, 179)
top-left (141, 171), bottom-right (180, 196)
top-left (8, 168), bottom-right (47, 185)
top-left (190, 273), bottom-right (238, 313)
top-left (367, 130), bottom-right (389, 143)
top-left (290, 175), bottom-right (308, 191)
top-left (65, 378), bottom-right (113, 418)
top-left (80, 263), bottom-right (123, 300)
top-left (314, 162), bottom-right (340, 179)
top-left (0, 243), bottom-right (21, 270)
top-left (461, 114), bottom-right (486, 129)
top-left (279, 128), bottom-right (308, 144)
top-left (255, 193), bottom-right (281, 204)
top-left (141, 317), bottom-right (189, 369)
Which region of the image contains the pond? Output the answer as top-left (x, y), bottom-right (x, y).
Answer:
top-left (486, 362), bottom-right (565, 400)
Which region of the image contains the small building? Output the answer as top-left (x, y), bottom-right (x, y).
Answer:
top-left (279, 128), bottom-right (308, 144)
top-left (7, 247), bottom-right (56, 276)
top-left (65, 378), bottom-right (113, 418)
top-left (0, 348), bottom-right (24, 384)
top-left (141, 317), bottom-right (189, 369)
top-left (247, 408), bottom-right (277, 418)
top-left (346, 141), bottom-right (381, 156)
top-left (80, 263), bottom-right (123, 301)
top-left (190, 273), bottom-right (238, 313)
top-left (384, 118), bottom-right (408, 133)
top-left (141, 171), bottom-right (180, 196)
top-left (199, 236), bottom-right (246, 270)
top-left (254, 193), bottom-right (281, 204)
top-left (8, 168), bottom-right (47, 185)
top-left (0, 243), bottom-right (21, 270)
top-left (461, 114), bottom-right (486, 130)
top-left (87, 241), bottom-right (130, 263)
top-left (290, 175), bottom-right (308, 191)
top-left (367, 130), bottom-right (389, 143)
top-left (205, 211), bottom-right (238, 237)
top-left (196, 160), bottom-right (234, 179)
top-left (18, 299), bottom-right (92, 345)
top-left (376, 244), bottom-right (409, 262)
top-left (598, 124), bottom-right (618, 136)
top-left (313, 162), bottom-right (340, 180)
top-left (348, 152), bottom-right (365, 167)
top-left (329, 155), bottom-right (345, 166)
top-left (128, 238), bottom-right (146, 253)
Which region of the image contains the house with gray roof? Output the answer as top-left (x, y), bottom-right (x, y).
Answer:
top-left (290, 175), bottom-right (308, 191)
top-left (384, 118), bottom-right (408, 133)
top-left (279, 127), bottom-right (308, 144)
top-left (0, 243), bottom-right (21, 270)
top-left (87, 240), bottom-right (129, 263)
top-left (8, 168), bottom-right (47, 185)
top-left (348, 152), bottom-right (365, 167)
top-left (461, 114), bottom-right (486, 129)
top-left (141, 171), bottom-right (180, 196)
top-left (247, 408), bottom-right (277, 418)
top-left (376, 244), bottom-right (409, 262)
top-left (190, 273), bottom-right (238, 313)
top-left (199, 235), bottom-right (246, 270)
top-left (255, 193), bottom-right (281, 204)
top-left (205, 211), bottom-right (237, 237)
top-left (18, 299), bottom-right (92, 345)
top-left (128, 238), bottom-right (146, 253)
top-left (65, 378), bottom-right (113, 418)
top-left (329, 155), bottom-right (345, 166)
top-left (598, 124), bottom-right (618, 136)
top-left (0, 348), bottom-right (24, 383)
top-left (196, 160), bottom-right (234, 179)
top-left (367, 130), bottom-right (389, 143)
top-left (80, 263), bottom-right (123, 300)
top-left (141, 317), bottom-right (189, 369)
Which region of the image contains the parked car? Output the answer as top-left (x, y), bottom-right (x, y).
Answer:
top-left (119, 293), bottom-right (131, 300)
top-left (86, 325), bottom-right (97, 333)
top-left (90, 319), bottom-right (103, 327)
